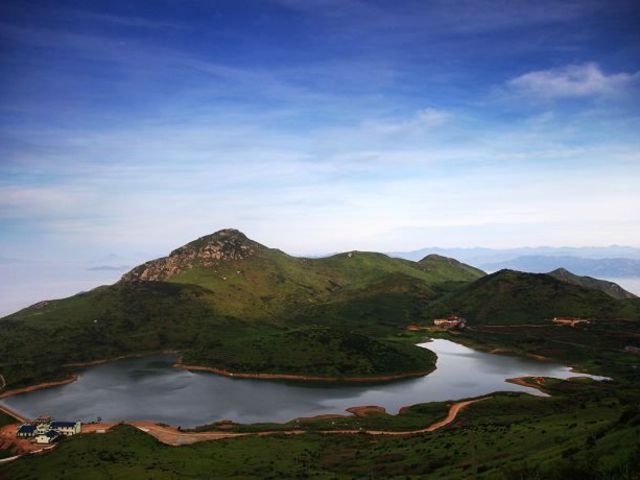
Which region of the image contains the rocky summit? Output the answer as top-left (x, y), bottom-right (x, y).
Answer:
top-left (121, 229), bottom-right (261, 282)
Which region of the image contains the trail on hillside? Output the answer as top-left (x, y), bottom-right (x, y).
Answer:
top-left (130, 397), bottom-right (490, 446)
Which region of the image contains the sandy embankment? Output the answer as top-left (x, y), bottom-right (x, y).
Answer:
top-left (0, 397), bottom-right (490, 459)
top-left (173, 363), bottom-right (435, 383)
top-left (505, 376), bottom-right (546, 392)
top-left (345, 406), bottom-right (387, 416)
top-left (0, 374), bottom-right (78, 401)
top-left (0, 351), bottom-right (181, 401)
top-left (129, 397), bottom-right (489, 446)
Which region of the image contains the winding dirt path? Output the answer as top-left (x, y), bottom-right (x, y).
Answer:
top-left (423, 398), bottom-right (487, 432)
top-left (0, 397), bottom-right (490, 465)
top-left (129, 397), bottom-right (490, 446)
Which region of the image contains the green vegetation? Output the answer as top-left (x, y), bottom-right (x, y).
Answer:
top-left (2, 380), bottom-right (639, 479)
top-left (435, 319), bottom-right (640, 382)
top-left (184, 325), bottom-right (436, 377)
top-left (548, 267), bottom-right (637, 299)
top-left (418, 253), bottom-right (486, 282)
top-left (426, 269), bottom-right (640, 324)
top-left (0, 411), bottom-right (15, 428)
top-left (192, 400), bottom-right (449, 434)
top-left (2, 230), bottom-right (640, 478)
top-left (0, 231), bottom-right (485, 388)
top-left (1, 230), bottom-right (638, 390)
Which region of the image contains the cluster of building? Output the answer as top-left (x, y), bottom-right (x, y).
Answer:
top-left (433, 315), bottom-right (467, 329)
top-left (551, 317), bottom-right (591, 327)
top-left (16, 416), bottom-right (82, 444)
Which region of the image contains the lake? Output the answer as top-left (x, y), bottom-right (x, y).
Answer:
top-left (0, 339), bottom-right (606, 427)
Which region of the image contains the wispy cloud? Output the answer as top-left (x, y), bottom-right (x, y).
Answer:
top-left (508, 63), bottom-right (639, 99)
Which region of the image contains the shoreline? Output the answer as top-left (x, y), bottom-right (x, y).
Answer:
top-left (0, 404), bottom-right (28, 424)
top-left (63, 350), bottom-right (181, 368)
top-left (0, 374), bottom-right (78, 401)
top-left (132, 396), bottom-right (490, 445)
top-left (451, 333), bottom-right (609, 379)
top-left (0, 396), bottom-right (490, 464)
top-left (505, 376), bottom-right (550, 393)
top-left (173, 362), bottom-right (436, 383)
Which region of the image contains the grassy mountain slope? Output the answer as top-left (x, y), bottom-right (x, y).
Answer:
top-left (548, 267), bottom-right (636, 299)
top-left (0, 281), bottom-right (224, 388)
top-left (0, 230), bottom-right (483, 388)
top-left (5, 230), bottom-right (635, 389)
top-left (417, 254), bottom-right (486, 282)
top-left (425, 269), bottom-right (640, 324)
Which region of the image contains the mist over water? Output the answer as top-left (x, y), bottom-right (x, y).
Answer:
top-left (1, 340), bottom-right (606, 427)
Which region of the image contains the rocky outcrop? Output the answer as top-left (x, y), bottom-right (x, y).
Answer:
top-left (121, 229), bottom-right (261, 282)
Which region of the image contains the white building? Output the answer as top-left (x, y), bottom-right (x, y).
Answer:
top-left (50, 421), bottom-right (82, 436)
top-left (35, 430), bottom-right (60, 444)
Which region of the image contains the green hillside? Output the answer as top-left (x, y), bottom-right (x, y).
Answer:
top-left (184, 325), bottom-right (436, 378)
top-left (425, 269), bottom-right (640, 324)
top-left (0, 230), bottom-right (482, 389)
top-left (548, 267), bottom-right (636, 300)
top-left (417, 254), bottom-right (486, 282)
top-left (4, 230), bottom-right (636, 390)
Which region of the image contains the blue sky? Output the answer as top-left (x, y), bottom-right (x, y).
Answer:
top-left (1, 0), bottom-right (639, 268)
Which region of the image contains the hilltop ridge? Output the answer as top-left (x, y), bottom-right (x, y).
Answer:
top-left (547, 268), bottom-right (636, 300)
top-left (122, 229), bottom-right (264, 282)
top-left (425, 268), bottom-right (640, 324)
top-left (0, 229), bottom-right (484, 389)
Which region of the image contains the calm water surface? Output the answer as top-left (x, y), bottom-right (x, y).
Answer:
top-left (1, 339), bottom-right (606, 427)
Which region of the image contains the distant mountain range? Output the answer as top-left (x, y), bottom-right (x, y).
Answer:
top-left (390, 246), bottom-right (640, 278)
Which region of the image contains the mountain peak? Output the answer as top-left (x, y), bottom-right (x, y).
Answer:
top-left (417, 253), bottom-right (485, 280)
top-left (122, 228), bottom-right (263, 282)
top-left (547, 267), bottom-right (636, 300)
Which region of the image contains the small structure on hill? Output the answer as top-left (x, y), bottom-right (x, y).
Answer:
top-left (552, 317), bottom-right (590, 327)
top-left (16, 424), bottom-right (36, 438)
top-left (433, 315), bottom-right (466, 330)
top-left (16, 417), bottom-right (82, 443)
top-left (35, 430), bottom-right (61, 444)
top-left (50, 421), bottom-right (82, 435)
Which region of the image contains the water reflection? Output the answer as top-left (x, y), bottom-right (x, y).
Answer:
top-left (1, 339), bottom-right (606, 427)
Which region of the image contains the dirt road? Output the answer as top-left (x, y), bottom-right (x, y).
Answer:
top-left (130, 397), bottom-right (490, 446)
top-left (0, 397), bottom-right (490, 464)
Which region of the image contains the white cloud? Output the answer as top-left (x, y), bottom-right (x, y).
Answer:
top-left (418, 108), bottom-right (452, 127)
top-left (508, 62), bottom-right (638, 99)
